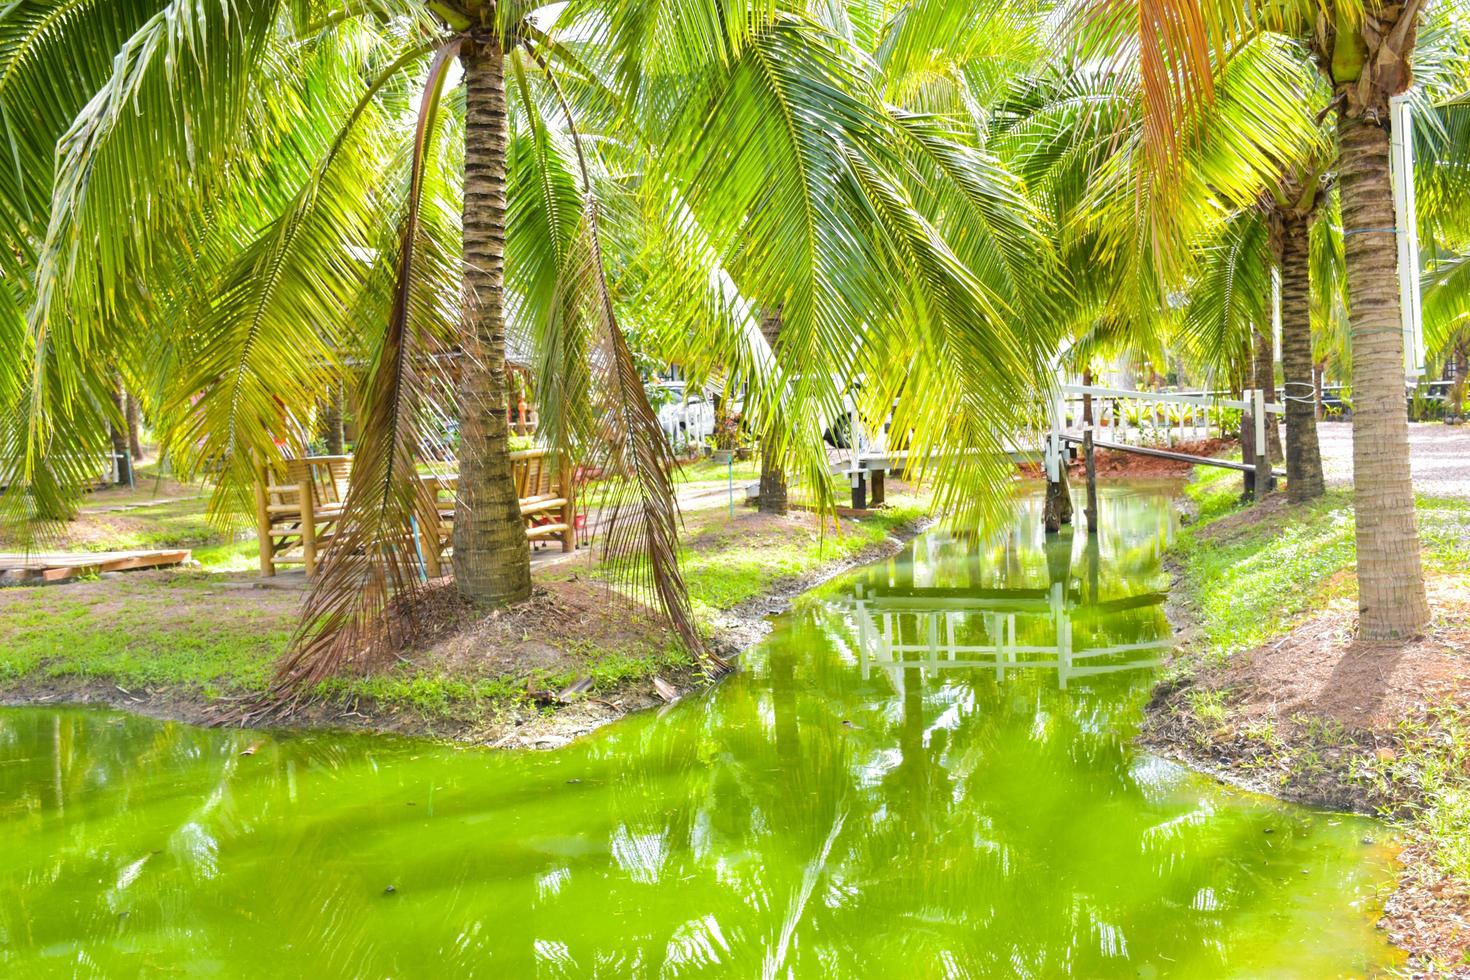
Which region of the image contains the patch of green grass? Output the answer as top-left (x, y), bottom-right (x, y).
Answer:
top-left (80, 497), bottom-right (237, 551)
top-left (317, 638), bottom-right (696, 722)
top-left (1180, 491), bottom-right (1357, 659)
top-left (191, 540), bottom-right (261, 572)
top-left (676, 457), bottom-right (762, 485)
top-left (1184, 688), bottom-right (1229, 725)
top-left (572, 495), bottom-right (928, 622)
top-left (1416, 497), bottom-right (1470, 573)
top-left (1184, 462), bottom-right (1244, 525)
top-left (322, 673), bottom-right (527, 719)
top-left (0, 576), bottom-right (698, 724)
top-left (1177, 488), bottom-right (1467, 662)
top-left (1358, 701), bottom-right (1470, 883)
top-left (545, 639), bottom-right (696, 692)
top-left (0, 586), bottom-right (284, 692)
top-left (683, 500), bottom-right (927, 617)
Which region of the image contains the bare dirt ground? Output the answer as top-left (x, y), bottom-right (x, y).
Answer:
top-left (1017, 437), bottom-right (1240, 480)
top-left (1148, 575), bottom-right (1470, 803)
top-left (1315, 421), bottom-right (1470, 499)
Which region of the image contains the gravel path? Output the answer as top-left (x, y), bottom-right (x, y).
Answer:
top-left (1312, 421), bottom-right (1470, 499)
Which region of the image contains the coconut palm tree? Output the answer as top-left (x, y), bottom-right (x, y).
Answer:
top-left (627, 0), bottom-right (1066, 532)
top-left (1099, 0), bottom-right (1464, 637)
top-left (1321, 1), bottom-right (1436, 636)
top-left (1269, 165), bottom-right (1330, 501)
top-left (1, 0), bottom-right (1061, 688)
top-left (990, 28), bottom-right (1323, 431)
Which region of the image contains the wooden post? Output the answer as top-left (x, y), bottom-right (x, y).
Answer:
top-left (1057, 459), bottom-right (1074, 525)
top-left (1254, 387), bottom-right (1275, 495)
top-left (869, 468), bottom-right (886, 506)
top-left (1043, 387), bottom-right (1068, 534)
top-left (253, 462), bottom-right (275, 577)
top-left (1083, 431), bottom-right (1097, 533)
top-left (851, 469), bottom-right (867, 510)
top-left (299, 472), bottom-right (317, 576)
top-left (1043, 434), bottom-right (1061, 534)
top-left (1082, 380), bottom-right (1098, 534)
top-left (560, 454), bottom-right (575, 552)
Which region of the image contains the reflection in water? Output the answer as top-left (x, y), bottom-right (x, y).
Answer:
top-left (0, 486), bottom-right (1400, 977)
top-left (847, 527), bottom-right (1170, 688)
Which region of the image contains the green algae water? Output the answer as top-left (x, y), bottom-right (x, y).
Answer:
top-left (1, 486), bottom-right (1401, 977)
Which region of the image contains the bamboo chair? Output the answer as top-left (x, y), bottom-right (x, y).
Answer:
top-left (253, 455), bottom-right (351, 576)
top-left (415, 473), bottom-right (457, 579)
top-left (413, 450), bottom-right (575, 576)
top-left (512, 449), bottom-right (575, 553)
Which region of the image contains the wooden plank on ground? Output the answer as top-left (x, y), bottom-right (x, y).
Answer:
top-left (0, 549), bottom-right (191, 584)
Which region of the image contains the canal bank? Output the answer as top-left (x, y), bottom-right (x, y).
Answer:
top-left (0, 493), bottom-right (934, 748)
top-left (0, 484), bottom-right (1405, 975)
top-left (1145, 467), bottom-right (1470, 972)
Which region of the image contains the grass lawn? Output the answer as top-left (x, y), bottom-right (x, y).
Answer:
top-left (1178, 468), bottom-right (1470, 663)
top-left (0, 459), bottom-right (259, 566)
top-left (1, 478), bottom-right (930, 727)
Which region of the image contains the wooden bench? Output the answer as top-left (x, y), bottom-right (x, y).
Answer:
top-left (253, 455), bottom-right (351, 576)
top-left (512, 448), bottom-right (576, 552)
top-left (415, 450), bottom-right (576, 577)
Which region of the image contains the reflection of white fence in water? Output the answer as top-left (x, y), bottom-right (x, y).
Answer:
top-left (846, 583), bottom-right (1170, 690)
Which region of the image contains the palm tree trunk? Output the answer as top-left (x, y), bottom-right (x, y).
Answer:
top-left (125, 393), bottom-right (144, 461)
top-left (321, 383), bottom-right (344, 455)
top-left (1337, 112), bottom-right (1428, 638)
top-left (1278, 211), bottom-right (1324, 501)
top-left (1450, 339), bottom-right (1468, 422)
top-left (1252, 326), bottom-right (1282, 463)
top-left (453, 37), bottom-right (532, 605)
top-left (758, 309), bottom-right (787, 515)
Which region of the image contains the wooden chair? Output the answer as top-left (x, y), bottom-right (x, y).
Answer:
top-left (253, 455), bottom-right (351, 576)
top-left (414, 473), bottom-right (457, 579)
top-left (511, 448), bottom-right (575, 552)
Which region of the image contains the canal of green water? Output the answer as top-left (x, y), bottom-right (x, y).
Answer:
top-left (1, 485), bottom-right (1401, 976)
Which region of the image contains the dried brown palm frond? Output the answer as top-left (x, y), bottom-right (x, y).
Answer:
top-left (522, 46), bottom-right (716, 670)
top-left (269, 42), bottom-right (463, 698)
top-left (576, 200), bottom-right (713, 666)
top-left (1065, 0), bottom-right (1221, 195)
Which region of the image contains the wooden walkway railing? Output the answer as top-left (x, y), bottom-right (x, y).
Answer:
top-left (845, 582), bottom-right (1170, 690)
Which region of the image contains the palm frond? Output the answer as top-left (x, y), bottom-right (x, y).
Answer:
top-left (518, 43), bottom-right (712, 664)
top-left (272, 41), bottom-right (462, 693)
